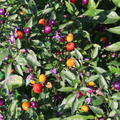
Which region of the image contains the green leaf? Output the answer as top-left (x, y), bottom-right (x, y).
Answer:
top-left (80, 87), bottom-right (91, 91)
top-left (88, 0), bottom-right (96, 9)
top-left (28, 0), bottom-right (37, 14)
top-left (61, 68), bottom-right (76, 81)
top-left (58, 87), bottom-right (74, 92)
top-left (85, 75), bottom-right (99, 82)
top-left (65, 1), bottom-right (74, 14)
top-left (109, 110), bottom-right (116, 117)
top-left (82, 30), bottom-right (91, 41)
top-left (26, 54), bottom-right (41, 67)
top-left (109, 100), bottom-right (118, 110)
top-left (4, 75), bottom-right (24, 89)
top-left (91, 44), bottom-right (100, 59)
top-left (74, 49), bottom-right (83, 60)
top-left (107, 26), bottom-right (120, 35)
top-left (59, 21), bottom-right (74, 29)
top-left (25, 17), bottom-right (33, 28)
top-left (26, 75), bottom-right (32, 86)
top-left (94, 67), bottom-right (107, 74)
top-left (112, 92), bottom-right (120, 100)
top-left (108, 66), bottom-right (120, 74)
top-left (89, 106), bottom-right (104, 115)
top-left (103, 11), bottom-right (120, 24)
top-left (112, 0), bottom-right (120, 7)
top-left (49, 118), bottom-right (60, 120)
top-left (8, 14), bottom-right (18, 20)
top-left (0, 48), bottom-right (8, 62)
top-left (71, 98), bottom-right (79, 114)
top-left (0, 71), bottom-right (5, 80)
top-left (5, 64), bottom-right (12, 78)
top-left (99, 75), bottom-right (108, 89)
top-left (15, 55), bottom-right (27, 65)
top-left (15, 65), bottom-right (23, 76)
top-left (10, 100), bottom-right (18, 116)
top-left (105, 42), bottom-right (120, 52)
top-left (92, 96), bottom-right (104, 106)
top-left (83, 9), bottom-right (103, 17)
top-left (42, 8), bottom-right (53, 14)
top-left (65, 115), bottom-right (95, 120)
top-left (60, 94), bottom-right (76, 109)
top-left (16, 39), bottom-right (21, 49)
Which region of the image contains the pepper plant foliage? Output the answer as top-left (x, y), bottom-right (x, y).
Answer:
top-left (0, 0), bottom-right (120, 119)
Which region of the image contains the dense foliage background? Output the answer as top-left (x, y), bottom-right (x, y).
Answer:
top-left (1, 0), bottom-right (120, 119)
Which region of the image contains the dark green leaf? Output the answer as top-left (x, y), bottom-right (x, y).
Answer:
top-left (25, 17), bottom-right (33, 28)
top-left (89, 106), bottom-right (104, 115)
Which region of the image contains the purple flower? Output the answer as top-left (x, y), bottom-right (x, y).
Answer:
top-left (57, 74), bottom-right (61, 80)
top-left (5, 12), bottom-right (11, 16)
top-left (80, 72), bottom-right (83, 78)
top-left (101, 54), bottom-right (107, 58)
top-left (85, 98), bottom-right (91, 104)
top-left (27, 73), bottom-right (35, 80)
top-left (20, 49), bottom-right (28, 53)
top-left (29, 68), bottom-right (33, 73)
top-left (52, 32), bottom-right (65, 42)
top-left (4, 56), bottom-right (10, 61)
top-left (99, 118), bottom-right (105, 120)
top-left (87, 88), bottom-right (96, 94)
top-left (0, 113), bottom-right (3, 120)
top-left (9, 35), bottom-right (16, 44)
top-left (50, 68), bottom-right (57, 76)
top-left (84, 58), bottom-right (90, 61)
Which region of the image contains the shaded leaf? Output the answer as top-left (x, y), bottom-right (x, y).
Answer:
top-left (89, 106), bottom-right (104, 115)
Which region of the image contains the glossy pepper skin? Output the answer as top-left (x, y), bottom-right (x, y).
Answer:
top-left (44, 26), bottom-right (52, 34)
top-left (82, 0), bottom-right (89, 5)
top-left (0, 8), bottom-right (6, 15)
top-left (114, 81), bottom-right (120, 90)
